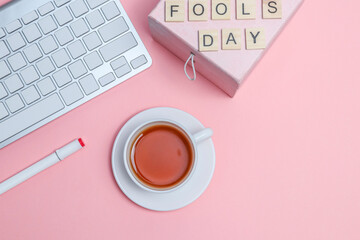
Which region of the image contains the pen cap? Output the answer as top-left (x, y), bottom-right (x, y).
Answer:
top-left (56, 139), bottom-right (83, 160)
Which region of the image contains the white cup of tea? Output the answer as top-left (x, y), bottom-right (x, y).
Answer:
top-left (123, 119), bottom-right (213, 193)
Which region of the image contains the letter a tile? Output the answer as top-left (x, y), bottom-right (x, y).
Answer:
top-left (222, 28), bottom-right (241, 50)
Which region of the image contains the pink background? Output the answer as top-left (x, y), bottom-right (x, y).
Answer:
top-left (1, 0), bottom-right (360, 239)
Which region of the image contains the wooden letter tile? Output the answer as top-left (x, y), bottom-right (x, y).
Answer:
top-left (165, 0), bottom-right (185, 22)
top-left (245, 28), bottom-right (266, 50)
top-left (189, 0), bottom-right (209, 21)
top-left (222, 28), bottom-right (241, 50)
top-left (236, 0), bottom-right (256, 20)
top-left (212, 0), bottom-right (231, 20)
top-left (263, 0), bottom-right (282, 19)
top-left (199, 29), bottom-right (219, 51)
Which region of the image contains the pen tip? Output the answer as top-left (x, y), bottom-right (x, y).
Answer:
top-left (78, 138), bottom-right (85, 147)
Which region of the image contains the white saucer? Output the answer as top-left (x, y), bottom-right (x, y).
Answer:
top-left (111, 107), bottom-right (216, 211)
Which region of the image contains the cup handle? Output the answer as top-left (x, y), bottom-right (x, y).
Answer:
top-left (193, 128), bottom-right (213, 144)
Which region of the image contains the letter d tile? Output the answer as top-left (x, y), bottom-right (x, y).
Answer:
top-left (199, 29), bottom-right (219, 51)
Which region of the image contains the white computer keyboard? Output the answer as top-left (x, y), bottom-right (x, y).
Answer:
top-left (0, 0), bottom-right (152, 149)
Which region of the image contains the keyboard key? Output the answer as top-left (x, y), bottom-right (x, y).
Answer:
top-left (52, 49), bottom-right (71, 67)
top-left (84, 51), bottom-right (103, 70)
top-left (38, 2), bottom-right (55, 16)
top-left (54, 0), bottom-right (71, 7)
top-left (22, 24), bottom-right (42, 43)
top-left (38, 15), bottom-right (58, 34)
top-left (37, 77), bottom-right (56, 95)
top-left (131, 55), bottom-right (148, 69)
top-left (7, 32), bottom-right (26, 51)
top-left (0, 28), bottom-right (5, 39)
top-left (59, 82), bottom-right (84, 105)
top-left (98, 17), bottom-right (128, 42)
top-left (69, 0), bottom-right (89, 17)
top-left (0, 83), bottom-right (8, 99)
top-left (53, 68), bottom-right (72, 87)
top-left (39, 35), bottom-right (58, 54)
top-left (22, 11), bottom-right (39, 25)
top-left (54, 27), bottom-right (74, 46)
top-left (23, 44), bottom-right (43, 63)
top-left (36, 57), bottom-right (55, 76)
top-left (0, 61), bottom-right (11, 80)
top-left (86, 0), bottom-right (109, 9)
top-left (22, 86), bottom-right (40, 104)
top-left (6, 94), bottom-right (25, 113)
top-left (8, 53), bottom-right (27, 71)
top-left (4, 74), bottom-right (24, 93)
top-left (54, 7), bottom-right (73, 26)
top-left (83, 32), bottom-right (102, 50)
top-left (0, 94), bottom-right (64, 143)
top-left (70, 18), bottom-right (89, 37)
top-left (99, 32), bottom-right (137, 61)
top-left (68, 60), bottom-right (87, 78)
top-left (0, 103), bottom-right (8, 120)
top-left (86, 10), bottom-right (105, 29)
top-left (110, 56), bottom-right (127, 70)
top-left (67, 40), bottom-right (86, 59)
top-left (101, 1), bottom-right (120, 21)
top-left (79, 74), bottom-right (99, 95)
top-left (20, 66), bottom-right (40, 84)
top-left (6, 20), bottom-right (22, 33)
top-left (0, 41), bottom-right (10, 59)
top-left (98, 72), bottom-right (115, 87)
top-left (114, 62), bottom-right (131, 78)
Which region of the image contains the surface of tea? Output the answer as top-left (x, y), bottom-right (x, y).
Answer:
top-left (130, 123), bottom-right (194, 190)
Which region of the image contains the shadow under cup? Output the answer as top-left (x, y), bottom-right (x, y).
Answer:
top-left (126, 121), bottom-right (196, 192)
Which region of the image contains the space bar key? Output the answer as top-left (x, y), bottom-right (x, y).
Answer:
top-left (0, 94), bottom-right (64, 143)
